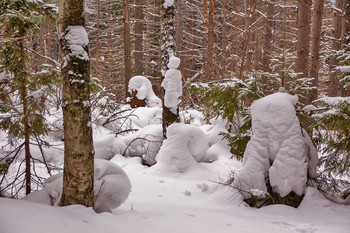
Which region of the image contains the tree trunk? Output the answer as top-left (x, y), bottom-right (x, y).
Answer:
top-left (134, 0), bottom-right (143, 75)
top-left (144, 0), bottom-right (152, 75)
top-left (341, 0), bottom-right (350, 96)
top-left (295, 0), bottom-right (311, 80)
top-left (19, 37), bottom-right (31, 195)
top-left (59, 0), bottom-right (94, 208)
top-left (161, 0), bottom-right (180, 138)
top-left (175, 0), bottom-right (183, 72)
top-left (231, 0), bottom-right (238, 73)
top-left (203, 0), bottom-right (209, 81)
top-left (221, 0), bottom-right (228, 73)
top-left (207, 0), bottom-right (214, 80)
top-left (328, 0), bottom-right (344, 96)
top-left (262, 0), bottom-right (274, 74)
top-left (309, 0), bottom-right (324, 102)
top-left (238, 0), bottom-right (258, 80)
top-left (124, 0), bottom-right (132, 98)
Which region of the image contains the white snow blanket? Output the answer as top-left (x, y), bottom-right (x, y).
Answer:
top-left (128, 75), bottom-right (161, 107)
top-left (26, 159), bottom-right (131, 213)
top-left (234, 92), bottom-right (311, 198)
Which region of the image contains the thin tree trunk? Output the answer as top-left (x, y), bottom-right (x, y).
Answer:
top-left (295, 0), bottom-right (311, 79)
top-left (221, 0), bottom-right (229, 72)
top-left (328, 0), bottom-right (344, 96)
top-left (207, 0), bottom-right (214, 80)
top-left (134, 0), bottom-right (143, 75)
top-left (144, 0), bottom-right (152, 75)
top-left (262, 0), bottom-right (274, 74)
top-left (238, 0), bottom-right (258, 80)
top-left (341, 0), bottom-right (350, 96)
top-left (175, 0), bottom-right (183, 72)
top-left (161, 0), bottom-right (179, 138)
top-left (60, 0), bottom-right (94, 208)
top-left (231, 0), bottom-right (238, 73)
top-left (47, 24), bottom-right (52, 59)
top-left (124, 0), bottom-right (132, 98)
top-left (203, 0), bottom-right (209, 81)
top-left (309, 0), bottom-right (324, 102)
top-left (20, 37), bottom-right (31, 195)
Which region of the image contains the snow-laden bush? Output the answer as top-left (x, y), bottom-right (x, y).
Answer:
top-left (26, 159), bottom-right (131, 213)
top-left (233, 92), bottom-right (318, 206)
top-left (154, 123), bottom-right (213, 173)
top-left (123, 124), bottom-right (163, 166)
top-left (312, 97), bottom-right (350, 203)
top-left (128, 75), bottom-right (161, 107)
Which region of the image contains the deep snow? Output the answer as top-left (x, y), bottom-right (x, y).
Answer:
top-left (1, 96), bottom-right (350, 233)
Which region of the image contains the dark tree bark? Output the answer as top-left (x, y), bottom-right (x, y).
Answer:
top-left (203, 0), bottom-right (209, 81)
top-left (161, 0), bottom-right (180, 138)
top-left (124, 0), bottom-right (132, 98)
top-left (175, 0), bottom-right (183, 71)
top-left (262, 0), bottom-right (275, 74)
top-left (295, 0), bottom-right (312, 80)
top-left (134, 0), bottom-right (144, 75)
top-left (328, 0), bottom-right (344, 96)
top-left (239, 0), bottom-right (258, 80)
top-left (221, 0), bottom-right (229, 72)
top-left (309, 0), bottom-right (324, 102)
top-left (59, 0), bottom-right (94, 207)
top-left (341, 0), bottom-right (350, 96)
top-left (207, 0), bottom-right (214, 80)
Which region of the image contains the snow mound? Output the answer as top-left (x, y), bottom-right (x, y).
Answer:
top-left (128, 76), bottom-right (161, 107)
top-left (27, 159), bottom-right (131, 213)
top-left (154, 123), bottom-right (212, 174)
top-left (234, 92), bottom-right (310, 198)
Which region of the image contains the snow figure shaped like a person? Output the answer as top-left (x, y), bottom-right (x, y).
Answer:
top-left (233, 92), bottom-right (318, 206)
top-left (161, 55), bottom-right (182, 114)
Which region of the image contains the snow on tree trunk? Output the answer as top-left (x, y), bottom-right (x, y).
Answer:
top-left (161, 0), bottom-right (181, 138)
top-left (233, 92), bottom-right (318, 201)
top-left (59, 0), bottom-right (94, 208)
top-left (161, 56), bottom-right (182, 114)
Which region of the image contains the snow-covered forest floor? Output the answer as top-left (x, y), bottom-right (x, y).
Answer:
top-left (1, 104), bottom-right (350, 233)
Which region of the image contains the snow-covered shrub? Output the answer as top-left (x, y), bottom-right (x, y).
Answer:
top-left (189, 73), bottom-right (315, 162)
top-left (32, 159), bottom-right (131, 213)
top-left (128, 76), bottom-right (161, 107)
top-left (233, 92), bottom-right (318, 207)
top-left (312, 97), bottom-right (350, 203)
top-left (123, 124), bottom-right (163, 166)
top-left (189, 79), bottom-right (257, 160)
top-left (154, 123), bottom-right (212, 173)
